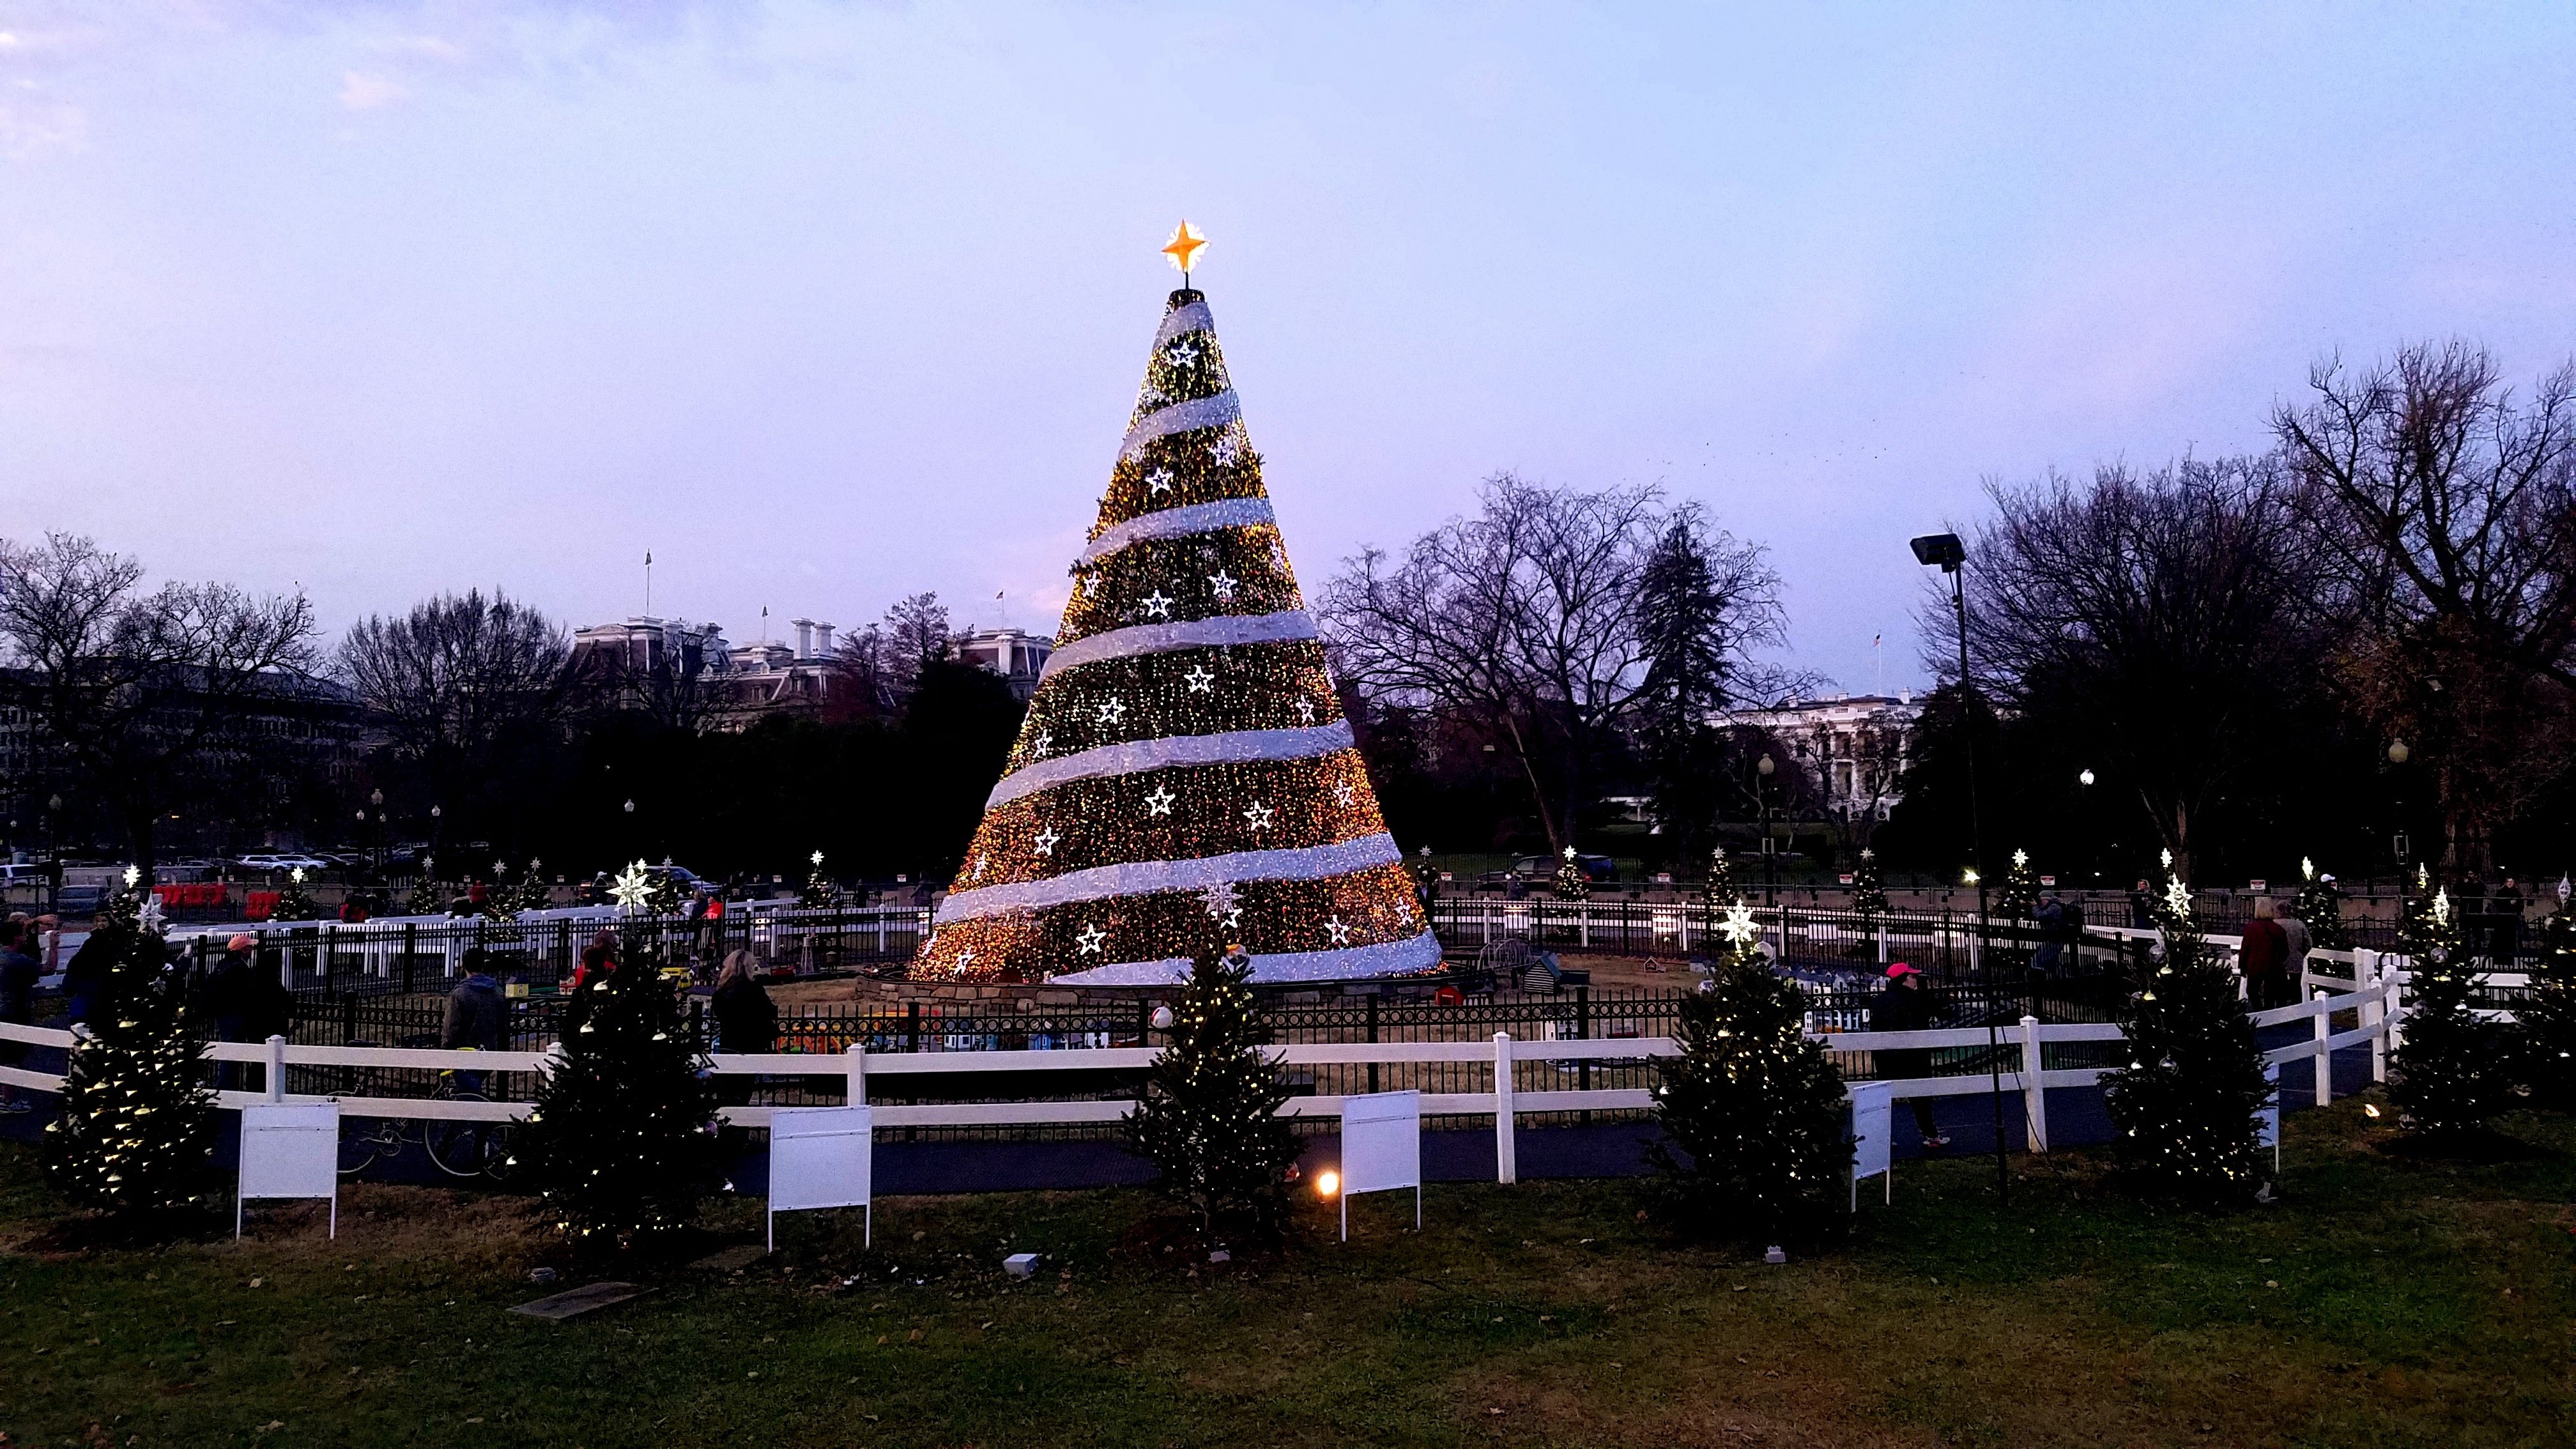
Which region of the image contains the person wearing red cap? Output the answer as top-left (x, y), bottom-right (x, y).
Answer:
top-left (1873, 963), bottom-right (1950, 1149)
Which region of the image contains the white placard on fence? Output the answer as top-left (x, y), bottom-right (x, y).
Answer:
top-left (1849, 1082), bottom-right (1894, 1209)
top-left (1338, 1089), bottom-right (1422, 1240)
top-left (238, 1101), bottom-right (339, 1239)
top-left (769, 1105), bottom-right (873, 1252)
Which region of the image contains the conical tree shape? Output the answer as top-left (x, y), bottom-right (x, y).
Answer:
top-left (916, 286), bottom-right (1437, 985)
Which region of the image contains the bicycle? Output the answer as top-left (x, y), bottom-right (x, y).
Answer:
top-left (334, 1044), bottom-right (519, 1181)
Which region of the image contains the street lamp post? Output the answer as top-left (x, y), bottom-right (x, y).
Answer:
top-left (1756, 753), bottom-right (1779, 906)
top-left (1912, 529), bottom-right (2006, 1209)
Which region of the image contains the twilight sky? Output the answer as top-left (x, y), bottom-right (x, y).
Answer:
top-left (4, 2), bottom-right (2572, 692)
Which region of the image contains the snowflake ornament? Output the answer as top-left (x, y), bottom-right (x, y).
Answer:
top-left (1201, 879), bottom-right (1241, 921)
top-left (2163, 874), bottom-right (2193, 919)
top-left (810, 849), bottom-right (825, 867)
top-left (1717, 901), bottom-right (1763, 948)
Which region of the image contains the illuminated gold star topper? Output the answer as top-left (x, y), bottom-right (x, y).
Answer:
top-left (1162, 219), bottom-right (1208, 274)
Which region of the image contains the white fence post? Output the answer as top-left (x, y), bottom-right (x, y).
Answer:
top-left (2018, 1014), bottom-right (2047, 1153)
top-left (1877, 923), bottom-right (1888, 965)
top-left (2385, 956), bottom-right (2407, 1056)
top-left (266, 1033), bottom-right (288, 1103)
top-left (1492, 1031), bottom-right (1517, 1184)
top-left (2357, 949), bottom-right (2386, 1083)
top-left (2313, 989), bottom-right (2333, 1107)
top-left (845, 1043), bottom-right (867, 1106)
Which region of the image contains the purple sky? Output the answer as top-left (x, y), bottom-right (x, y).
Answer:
top-left (4, 3), bottom-right (2572, 691)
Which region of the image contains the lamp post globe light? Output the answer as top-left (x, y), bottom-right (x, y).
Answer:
top-left (1756, 752), bottom-right (1779, 905)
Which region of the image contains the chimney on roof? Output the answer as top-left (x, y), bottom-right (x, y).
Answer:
top-left (792, 618), bottom-right (814, 659)
top-left (815, 622), bottom-right (834, 657)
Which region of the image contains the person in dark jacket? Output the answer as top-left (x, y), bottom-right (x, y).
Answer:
top-left (1871, 963), bottom-right (1949, 1149)
top-left (710, 949), bottom-right (776, 1107)
top-left (443, 947), bottom-right (507, 1094)
top-left (201, 933), bottom-right (259, 1089)
top-left (0, 920), bottom-right (41, 1114)
top-left (2239, 898), bottom-right (2291, 1009)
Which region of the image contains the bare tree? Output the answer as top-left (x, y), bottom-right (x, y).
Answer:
top-left (2273, 341), bottom-right (2576, 872)
top-left (1929, 458), bottom-right (2320, 882)
top-left (1323, 474), bottom-right (1786, 852)
top-left (829, 594), bottom-right (954, 720)
top-left (337, 590), bottom-right (570, 846)
top-left (0, 533), bottom-right (318, 880)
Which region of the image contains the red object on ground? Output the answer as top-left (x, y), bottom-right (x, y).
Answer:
top-left (245, 891), bottom-right (281, 921)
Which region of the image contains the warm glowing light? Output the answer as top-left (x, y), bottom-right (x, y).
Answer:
top-left (1162, 220), bottom-right (1208, 273)
top-left (2363, 1103), bottom-right (2382, 1119)
top-left (1315, 1169), bottom-right (1341, 1198)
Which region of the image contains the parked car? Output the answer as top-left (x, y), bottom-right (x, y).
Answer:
top-left (1512, 854), bottom-right (1618, 884)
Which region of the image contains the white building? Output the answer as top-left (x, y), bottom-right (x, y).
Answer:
top-left (1720, 692), bottom-right (1920, 824)
top-left (956, 627), bottom-right (1053, 702)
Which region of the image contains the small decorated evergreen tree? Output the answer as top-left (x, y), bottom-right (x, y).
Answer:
top-left (1849, 847), bottom-right (1890, 921)
top-left (2100, 873), bottom-right (2270, 1201)
top-left (2521, 905), bottom-right (2576, 1110)
top-left (268, 867), bottom-right (320, 923)
top-left (1125, 946), bottom-right (1301, 1241)
top-left (517, 934), bottom-right (721, 1250)
top-left (406, 856), bottom-right (447, 917)
top-left (645, 862), bottom-right (690, 917)
top-left (799, 850), bottom-right (839, 909)
top-left (1649, 899), bottom-right (1852, 1243)
top-left (1697, 847), bottom-right (1737, 947)
top-left (1554, 846), bottom-right (1591, 901)
top-left (2290, 857), bottom-right (2352, 951)
top-left (482, 860), bottom-right (523, 924)
top-left (2390, 880), bottom-right (2509, 1140)
top-left (1997, 848), bottom-right (2039, 920)
top-left (512, 859), bottom-right (553, 914)
top-left (42, 885), bottom-right (217, 1225)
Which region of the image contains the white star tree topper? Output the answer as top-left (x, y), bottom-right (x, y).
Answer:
top-left (610, 860), bottom-right (656, 911)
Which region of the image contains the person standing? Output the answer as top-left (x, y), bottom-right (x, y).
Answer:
top-left (2239, 898), bottom-right (2291, 1009)
top-left (0, 920), bottom-right (42, 1114)
top-left (443, 947), bottom-right (507, 1094)
top-left (2129, 879), bottom-right (2155, 930)
top-left (1871, 963), bottom-right (1950, 1149)
top-left (710, 949), bottom-right (776, 1108)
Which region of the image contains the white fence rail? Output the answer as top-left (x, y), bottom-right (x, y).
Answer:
top-left (0, 960), bottom-right (2421, 1181)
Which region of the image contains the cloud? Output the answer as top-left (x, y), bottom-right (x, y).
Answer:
top-left (337, 69), bottom-right (407, 109)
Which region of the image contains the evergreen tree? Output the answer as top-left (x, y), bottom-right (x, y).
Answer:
top-left (407, 855), bottom-right (448, 916)
top-left (2520, 906), bottom-right (2576, 1110)
top-left (917, 264), bottom-right (1431, 985)
top-left (511, 858), bottom-right (553, 914)
top-left (644, 865), bottom-right (689, 918)
top-left (42, 885), bottom-right (217, 1223)
top-left (1649, 900), bottom-right (1853, 1243)
top-left (2390, 881), bottom-right (2510, 1139)
top-left (1554, 846), bottom-right (1591, 901)
top-left (2100, 874), bottom-right (2271, 1201)
top-left (517, 934), bottom-right (722, 1249)
top-left (481, 859), bottom-right (524, 924)
top-left (1124, 946), bottom-right (1301, 1239)
top-left (1697, 847), bottom-right (1737, 947)
top-left (2290, 857), bottom-right (2352, 951)
top-left (799, 850), bottom-right (839, 908)
top-left (1635, 509), bottom-right (1749, 866)
top-left (1997, 848), bottom-right (2039, 920)
top-left (1849, 848), bottom-right (1889, 921)
top-left (268, 867), bottom-right (320, 923)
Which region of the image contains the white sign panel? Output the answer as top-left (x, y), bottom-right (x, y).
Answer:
top-left (237, 1101), bottom-right (339, 1239)
top-left (769, 1105), bottom-right (873, 1251)
top-left (1338, 1089), bottom-right (1422, 1239)
top-left (1848, 1082), bottom-right (1894, 1209)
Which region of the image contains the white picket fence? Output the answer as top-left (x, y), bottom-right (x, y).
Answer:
top-left (0, 949), bottom-right (2423, 1183)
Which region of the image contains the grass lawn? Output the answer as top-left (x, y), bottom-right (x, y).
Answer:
top-left (3, 1097), bottom-right (2572, 1448)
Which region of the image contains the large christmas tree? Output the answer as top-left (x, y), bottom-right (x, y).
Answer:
top-left (2099, 873), bottom-right (2270, 1201)
top-left (916, 229), bottom-right (1434, 986)
top-left (1997, 848), bottom-right (2039, 920)
top-left (1848, 847), bottom-right (1889, 921)
top-left (43, 884), bottom-right (217, 1223)
top-left (1649, 900), bottom-right (1853, 1242)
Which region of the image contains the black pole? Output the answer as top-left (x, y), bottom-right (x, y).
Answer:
top-left (1952, 563), bottom-right (2006, 1208)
